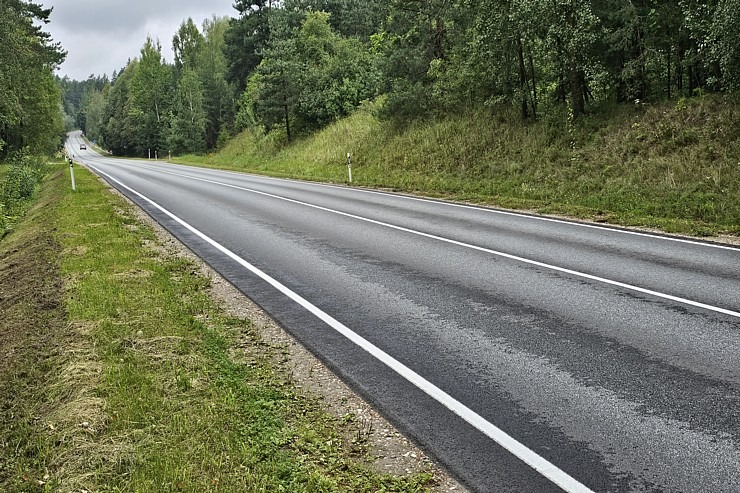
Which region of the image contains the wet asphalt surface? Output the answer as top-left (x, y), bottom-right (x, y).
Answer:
top-left (67, 134), bottom-right (740, 493)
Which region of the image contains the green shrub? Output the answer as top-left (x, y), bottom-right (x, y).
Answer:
top-left (0, 150), bottom-right (48, 236)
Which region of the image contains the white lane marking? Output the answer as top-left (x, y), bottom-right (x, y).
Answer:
top-left (87, 163), bottom-right (596, 493)
top-left (300, 182), bottom-right (740, 251)
top-left (107, 164), bottom-right (740, 319)
top-left (119, 158), bottom-right (740, 252)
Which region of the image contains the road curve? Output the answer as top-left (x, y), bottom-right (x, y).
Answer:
top-left (65, 133), bottom-right (740, 493)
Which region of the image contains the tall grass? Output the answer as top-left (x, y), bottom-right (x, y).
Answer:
top-left (178, 95), bottom-right (740, 235)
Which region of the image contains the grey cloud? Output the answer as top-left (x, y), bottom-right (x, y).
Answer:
top-left (45, 0), bottom-right (236, 79)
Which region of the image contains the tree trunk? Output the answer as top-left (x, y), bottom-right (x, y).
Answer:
top-left (557, 71), bottom-right (567, 103)
top-left (569, 66), bottom-right (585, 119)
top-left (433, 17), bottom-right (446, 60)
top-left (677, 44), bottom-right (684, 95)
top-left (580, 71), bottom-right (591, 103)
top-left (564, 3), bottom-right (584, 118)
top-left (710, 61), bottom-right (722, 91)
top-left (634, 25), bottom-right (647, 100)
top-left (516, 38), bottom-right (529, 119)
top-left (667, 47), bottom-right (672, 99)
top-left (284, 103), bottom-right (291, 143)
top-left (616, 51), bottom-right (627, 103)
top-left (527, 47), bottom-right (538, 119)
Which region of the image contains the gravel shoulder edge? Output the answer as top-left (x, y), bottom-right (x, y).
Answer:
top-left (107, 182), bottom-right (468, 493)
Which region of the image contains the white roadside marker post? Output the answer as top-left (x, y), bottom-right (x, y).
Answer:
top-left (69, 155), bottom-right (76, 191)
top-left (347, 152), bottom-right (352, 183)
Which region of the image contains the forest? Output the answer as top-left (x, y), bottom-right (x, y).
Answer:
top-left (1, 0), bottom-right (65, 159)
top-left (58, 0), bottom-right (740, 158)
top-left (1, 0), bottom-right (66, 234)
top-left (2, 0), bottom-right (740, 233)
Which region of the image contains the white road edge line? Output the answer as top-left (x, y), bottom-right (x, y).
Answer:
top-left (134, 165), bottom-right (740, 319)
top-left (128, 158), bottom-right (740, 252)
top-left (88, 164), bottom-right (596, 493)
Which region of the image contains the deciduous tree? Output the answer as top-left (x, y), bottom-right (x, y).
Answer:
top-left (198, 16), bottom-right (236, 149)
top-left (129, 38), bottom-right (173, 156)
top-left (710, 0), bottom-right (740, 89)
top-left (173, 18), bottom-right (205, 72)
top-left (168, 69), bottom-right (207, 154)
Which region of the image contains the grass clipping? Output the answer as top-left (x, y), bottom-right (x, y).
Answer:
top-left (0, 164), bottom-right (434, 492)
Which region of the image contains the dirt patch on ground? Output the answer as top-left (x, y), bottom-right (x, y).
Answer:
top-left (118, 191), bottom-right (468, 492)
top-left (0, 191), bottom-right (71, 486)
top-left (0, 177), bottom-right (123, 492)
top-left (0, 217), bottom-right (62, 373)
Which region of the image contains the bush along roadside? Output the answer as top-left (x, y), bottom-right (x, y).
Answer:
top-left (0, 161), bottom-right (435, 492)
top-left (0, 150), bottom-right (51, 238)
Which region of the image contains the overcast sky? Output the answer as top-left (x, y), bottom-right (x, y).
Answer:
top-left (44, 0), bottom-right (238, 81)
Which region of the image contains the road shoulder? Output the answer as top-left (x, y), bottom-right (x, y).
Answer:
top-left (119, 182), bottom-right (468, 492)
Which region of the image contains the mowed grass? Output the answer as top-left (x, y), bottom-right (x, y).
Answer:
top-left (177, 95), bottom-right (740, 236)
top-left (1, 163), bottom-right (433, 492)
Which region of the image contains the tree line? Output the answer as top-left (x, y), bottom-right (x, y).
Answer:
top-left (1, 0), bottom-right (66, 160)
top-left (67, 0), bottom-right (740, 157)
top-left (1, 1), bottom-right (67, 235)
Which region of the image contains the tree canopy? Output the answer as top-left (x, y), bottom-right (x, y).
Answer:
top-left (1, 0), bottom-right (66, 157)
top-left (64, 1), bottom-right (740, 157)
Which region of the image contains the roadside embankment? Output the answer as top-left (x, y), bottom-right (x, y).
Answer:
top-left (177, 95), bottom-right (740, 238)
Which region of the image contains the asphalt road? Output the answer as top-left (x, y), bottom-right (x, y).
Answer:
top-left (65, 133), bottom-right (740, 493)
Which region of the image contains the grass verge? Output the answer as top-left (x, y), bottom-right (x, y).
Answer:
top-left (0, 163), bottom-right (434, 492)
top-left (176, 95), bottom-right (740, 237)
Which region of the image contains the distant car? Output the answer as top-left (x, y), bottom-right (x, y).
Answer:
top-left (80, 143), bottom-right (86, 150)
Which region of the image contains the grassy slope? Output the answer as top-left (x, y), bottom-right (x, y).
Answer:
top-left (0, 164), bottom-right (433, 492)
top-left (178, 95), bottom-right (740, 236)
